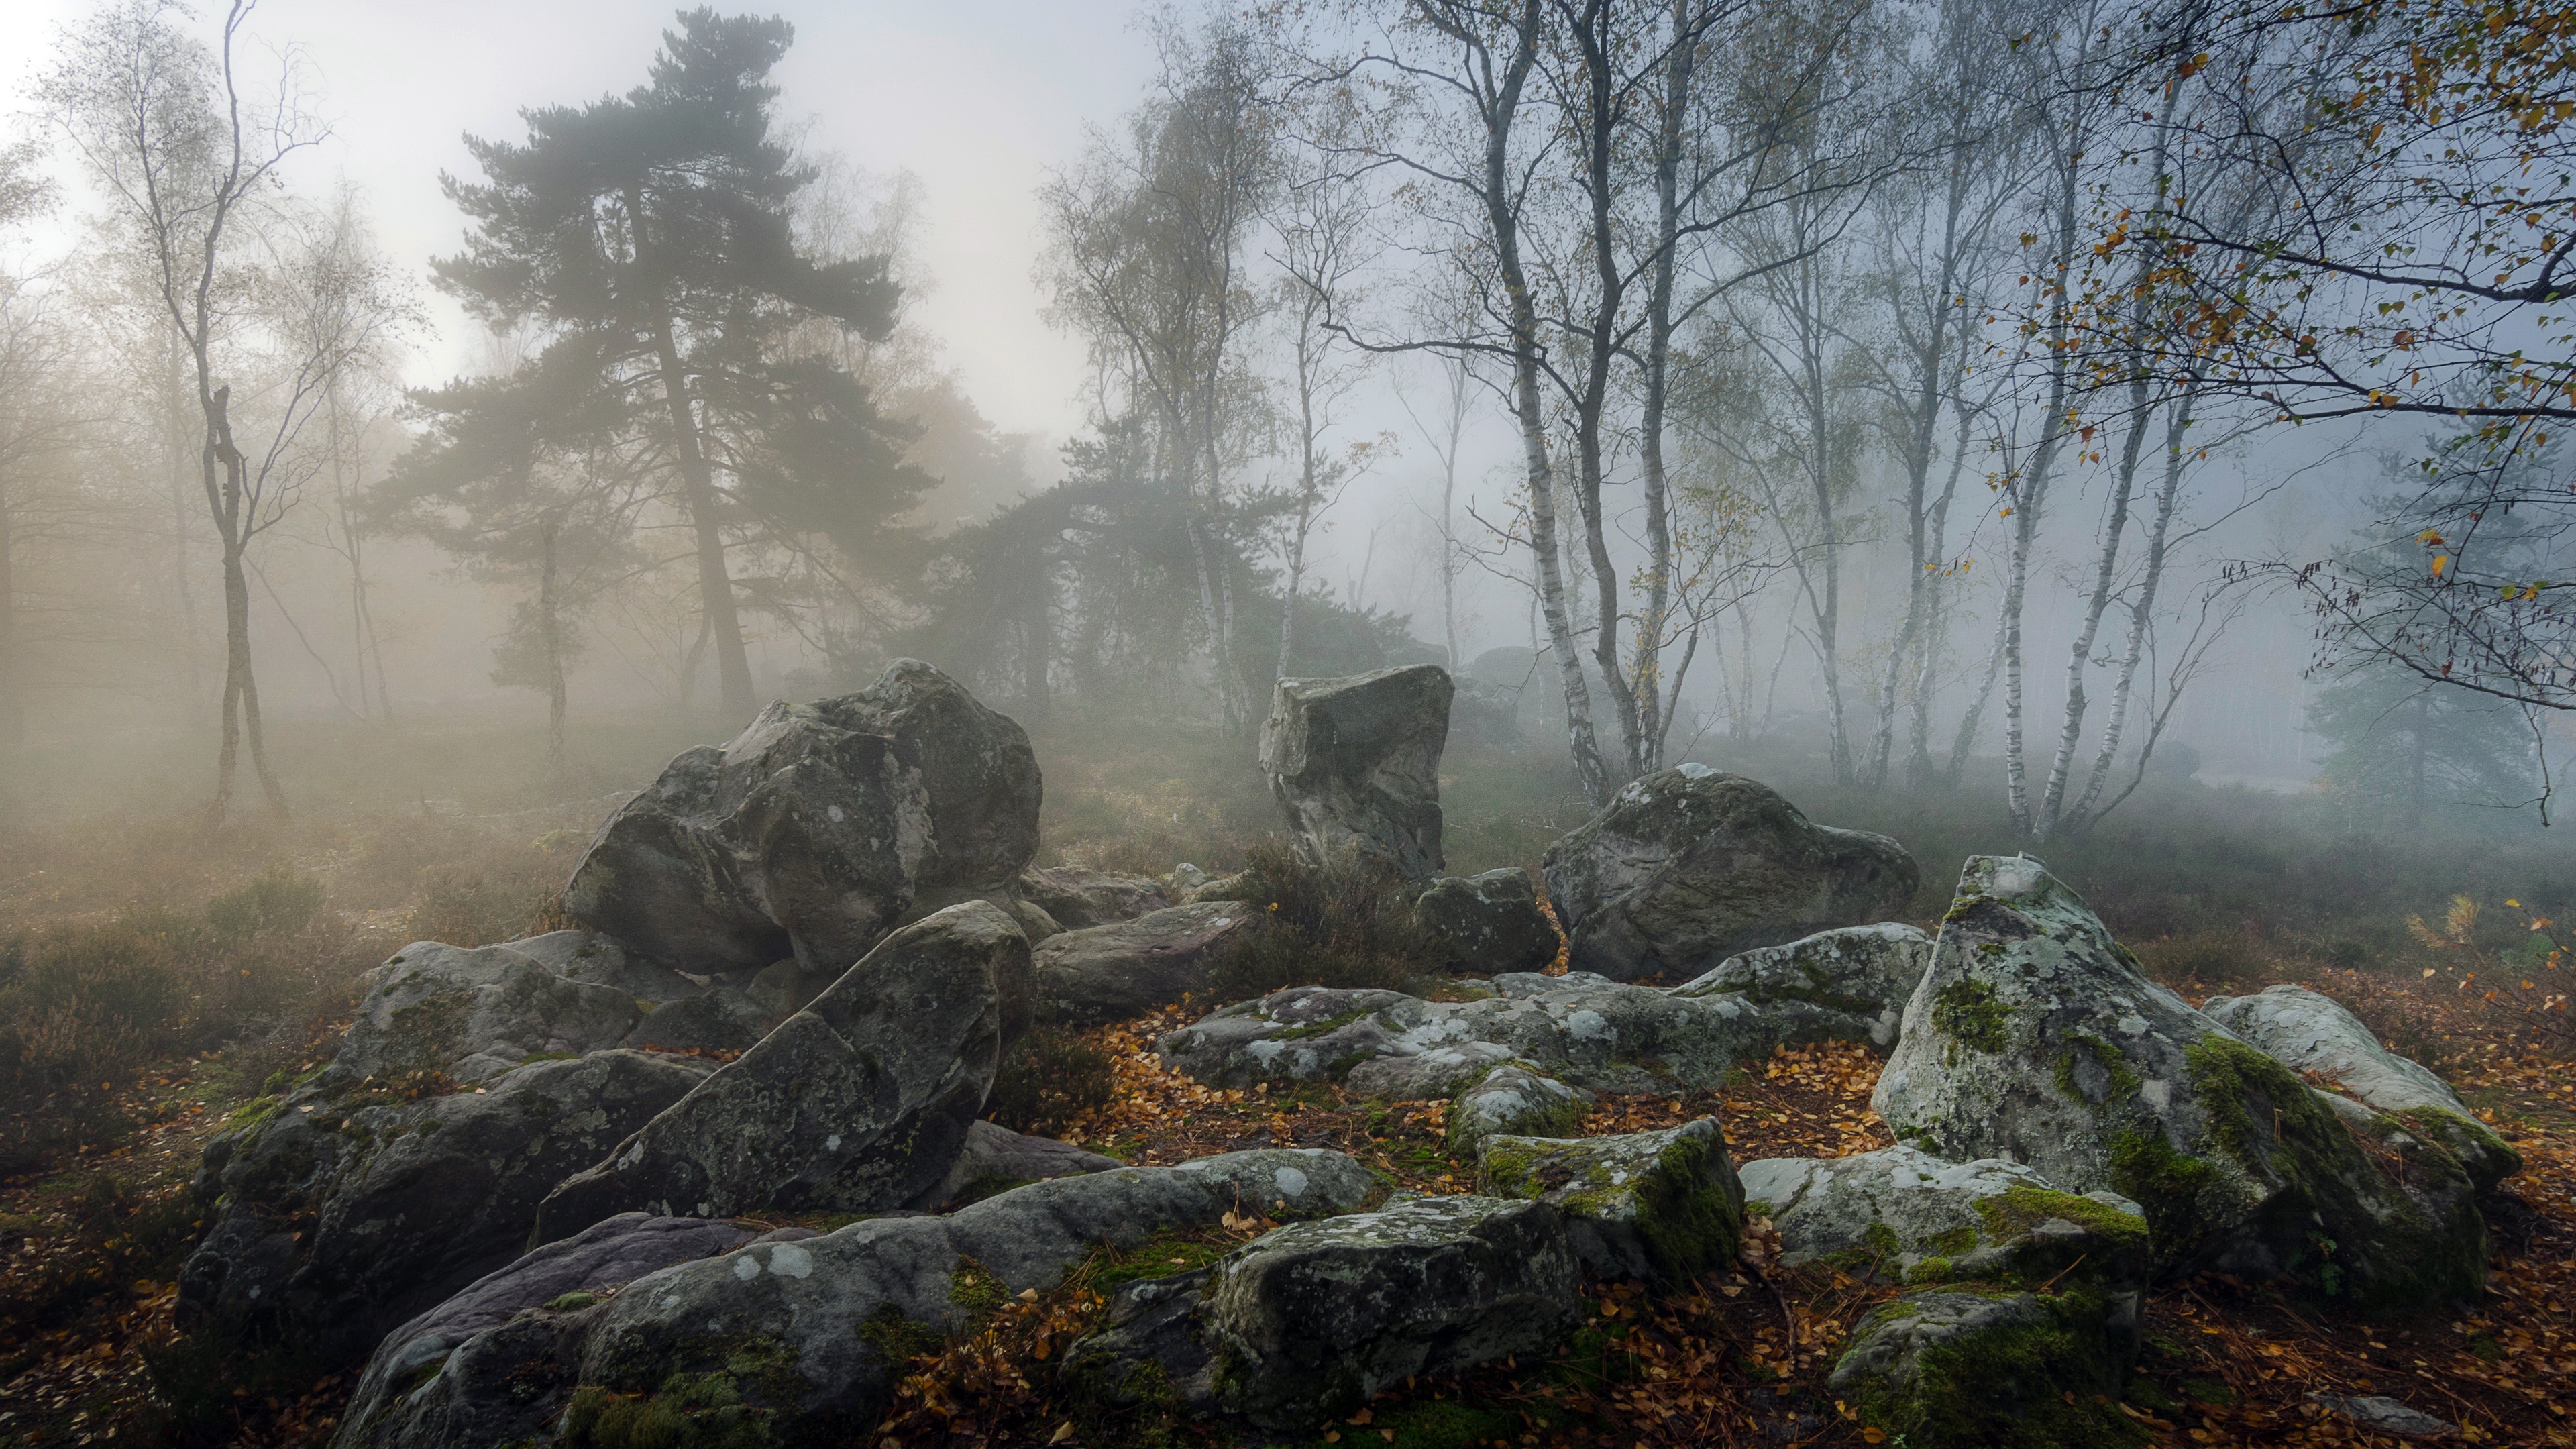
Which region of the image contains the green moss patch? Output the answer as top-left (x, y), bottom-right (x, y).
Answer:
top-left (1931, 978), bottom-right (2012, 1055)
top-left (1843, 1287), bottom-right (2143, 1449)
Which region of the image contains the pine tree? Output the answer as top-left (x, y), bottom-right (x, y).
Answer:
top-left (2309, 660), bottom-right (2538, 826)
top-left (434, 9), bottom-right (908, 717)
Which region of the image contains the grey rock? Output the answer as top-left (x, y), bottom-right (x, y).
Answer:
top-left (1016, 865), bottom-right (1169, 929)
top-left (1477, 1118), bottom-right (1745, 1279)
top-left (179, 1051), bottom-right (711, 1366)
top-left (533, 901), bottom-right (1028, 1240)
top-left (619, 986), bottom-right (776, 1052)
top-left (342, 1150), bottom-right (1377, 1448)
top-left (504, 930), bottom-right (701, 1002)
top-left (1671, 922), bottom-right (1933, 1050)
top-left (339, 941), bottom-right (646, 1081)
top-left (744, 959), bottom-right (824, 1016)
top-left (1032, 900), bottom-right (1262, 1027)
top-left (563, 659), bottom-right (1042, 975)
top-left (1739, 1144), bottom-right (2147, 1290)
top-left (1065, 1193), bottom-right (1578, 1432)
top-left (334, 1213), bottom-right (759, 1449)
top-left (1872, 855), bottom-right (2485, 1307)
top-left (928, 1119), bottom-right (1124, 1205)
top-left (1542, 766), bottom-right (1917, 983)
top-left (1258, 665), bottom-right (1452, 879)
top-left (1449, 677), bottom-right (1524, 748)
top-left (2204, 983), bottom-right (2520, 1192)
top-left (1827, 1287), bottom-right (2138, 1449)
top-left (1158, 973), bottom-right (1753, 1098)
top-left (1447, 1064), bottom-right (1592, 1155)
top-left (2310, 1393), bottom-right (2455, 1439)
top-left (1412, 869), bottom-right (1559, 975)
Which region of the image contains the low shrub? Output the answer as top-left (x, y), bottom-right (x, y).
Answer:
top-left (2131, 930), bottom-right (2265, 988)
top-left (203, 871), bottom-right (327, 942)
top-left (404, 868), bottom-right (564, 947)
top-left (1201, 839), bottom-right (1444, 1001)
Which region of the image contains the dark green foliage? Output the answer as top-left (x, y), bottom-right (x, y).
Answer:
top-left (984, 1026), bottom-right (1114, 1138)
top-left (1201, 839), bottom-right (1444, 1001)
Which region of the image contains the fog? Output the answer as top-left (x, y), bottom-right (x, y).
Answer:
top-left (0, 0), bottom-right (2562, 837)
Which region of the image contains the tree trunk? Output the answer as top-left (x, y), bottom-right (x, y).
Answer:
top-left (1483, 3), bottom-right (1610, 804)
top-left (1633, 0), bottom-right (1697, 779)
top-left (2000, 136), bottom-right (2084, 834)
top-left (203, 388), bottom-right (288, 824)
top-left (2065, 386), bottom-right (2196, 830)
top-left (0, 477), bottom-right (17, 746)
top-left (629, 184), bottom-right (753, 720)
top-left (540, 517), bottom-right (567, 780)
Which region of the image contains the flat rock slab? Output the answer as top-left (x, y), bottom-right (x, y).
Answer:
top-left (1016, 865), bottom-right (1169, 929)
top-left (1873, 855), bottom-right (2486, 1309)
top-left (2205, 983), bottom-right (2520, 1192)
top-left (1671, 922), bottom-right (1931, 1049)
top-left (2310, 1393), bottom-right (2455, 1440)
top-left (1032, 900), bottom-right (1260, 1027)
top-left (534, 901), bottom-right (1028, 1238)
top-left (564, 659), bottom-right (1042, 975)
top-left (1542, 766), bottom-right (1917, 983)
top-left (1159, 971), bottom-right (1770, 1099)
top-left (1066, 1193), bottom-right (1580, 1432)
top-left (179, 1050), bottom-right (712, 1366)
top-left (1477, 1118), bottom-right (1744, 1280)
top-left (341, 1150), bottom-right (1379, 1449)
top-left (1259, 665), bottom-right (1452, 879)
top-left (1741, 1144), bottom-right (2147, 1290)
top-left (504, 929), bottom-right (702, 1002)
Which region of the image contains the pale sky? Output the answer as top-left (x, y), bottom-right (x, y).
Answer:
top-left (0, 0), bottom-right (1157, 439)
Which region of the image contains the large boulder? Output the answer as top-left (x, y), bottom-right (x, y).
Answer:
top-left (1740, 1144), bottom-right (2148, 1291)
top-left (1157, 971), bottom-right (1750, 1098)
top-left (337, 940), bottom-right (647, 1083)
top-left (1258, 665), bottom-right (1452, 879)
top-left (341, 1150), bottom-right (1378, 1449)
top-left (1476, 1118), bottom-right (1745, 1280)
top-left (178, 1050), bottom-right (712, 1366)
top-left (1016, 865), bottom-right (1169, 929)
top-left (1873, 855), bottom-right (2485, 1309)
top-left (2204, 983), bottom-right (2520, 1193)
top-left (1032, 900), bottom-right (1262, 1027)
top-left (1063, 1193), bottom-right (1579, 1432)
top-left (563, 659), bottom-right (1042, 975)
top-left (1411, 868), bottom-right (1560, 975)
top-left (1670, 922), bottom-right (1932, 1051)
top-left (1542, 766), bottom-right (1917, 983)
top-left (533, 901), bottom-right (1030, 1240)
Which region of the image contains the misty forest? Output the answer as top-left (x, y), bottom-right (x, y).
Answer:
top-left (3, 0), bottom-right (2575, 1445)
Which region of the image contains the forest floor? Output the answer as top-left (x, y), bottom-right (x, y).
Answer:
top-left (0, 713), bottom-right (2571, 1446)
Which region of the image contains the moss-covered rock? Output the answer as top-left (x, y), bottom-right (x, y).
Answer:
top-left (1474, 1118), bottom-right (1743, 1280)
top-left (1829, 1284), bottom-right (2145, 1449)
top-left (1739, 1145), bottom-right (2147, 1293)
top-left (1872, 856), bottom-right (2486, 1311)
top-left (1445, 1063), bottom-right (1591, 1155)
top-left (339, 1150), bottom-right (1379, 1449)
top-left (176, 1050), bottom-right (712, 1368)
top-left (1062, 1193), bottom-right (1580, 1433)
top-left (2204, 983), bottom-right (2520, 1193)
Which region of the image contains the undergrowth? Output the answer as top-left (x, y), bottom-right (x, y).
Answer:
top-left (1201, 839), bottom-right (1446, 1001)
